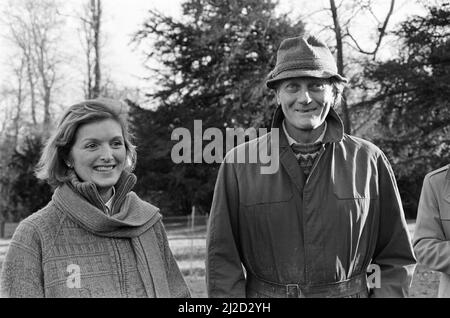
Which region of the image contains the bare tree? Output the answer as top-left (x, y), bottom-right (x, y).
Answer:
top-left (11, 59), bottom-right (26, 149)
top-left (328, 0), bottom-right (396, 134)
top-left (7, 9), bottom-right (38, 125)
top-left (80, 0), bottom-right (103, 99)
top-left (3, 0), bottom-right (64, 132)
top-left (329, 0), bottom-right (351, 133)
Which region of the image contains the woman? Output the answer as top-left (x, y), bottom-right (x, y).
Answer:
top-left (413, 164), bottom-right (450, 297)
top-left (0, 98), bottom-right (190, 298)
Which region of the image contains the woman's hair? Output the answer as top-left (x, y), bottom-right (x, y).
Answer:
top-left (35, 98), bottom-right (137, 187)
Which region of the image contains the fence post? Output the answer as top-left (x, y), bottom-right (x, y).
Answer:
top-left (0, 221), bottom-right (4, 239)
top-left (190, 205), bottom-right (196, 276)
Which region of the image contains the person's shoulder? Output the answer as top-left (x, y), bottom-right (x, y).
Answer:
top-left (13, 201), bottom-right (61, 239)
top-left (128, 191), bottom-right (160, 211)
top-left (223, 130), bottom-right (271, 163)
top-left (22, 201), bottom-right (61, 228)
top-left (425, 164), bottom-right (449, 184)
top-left (127, 192), bottom-right (162, 225)
top-left (341, 134), bottom-right (383, 156)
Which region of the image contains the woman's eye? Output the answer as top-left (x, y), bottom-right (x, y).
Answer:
top-left (85, 143), bottom-right (97, 149)
top-left (112, 140), bottom-right (124, 147)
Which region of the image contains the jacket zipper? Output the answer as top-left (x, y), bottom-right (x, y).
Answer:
top-left (302, 145), bottom-right (326, 284)
top-left (305, 145), bottom-right (326, 185)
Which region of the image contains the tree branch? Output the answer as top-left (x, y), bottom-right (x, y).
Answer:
top-left (346, 0), bottom-right (395, 59)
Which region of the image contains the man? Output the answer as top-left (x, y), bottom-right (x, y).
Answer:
top-left (206, 34), bottom-right (416, 298)
top-left (413, 164), bottom-right (450, 297)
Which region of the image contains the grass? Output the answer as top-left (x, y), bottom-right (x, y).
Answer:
top-left (177, 243), bottom-right (440, 298)
top-left (0, 233), bottom-right (441, 298)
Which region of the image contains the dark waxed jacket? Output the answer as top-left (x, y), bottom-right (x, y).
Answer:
top-left (206, 106), bottom-right (416, 298)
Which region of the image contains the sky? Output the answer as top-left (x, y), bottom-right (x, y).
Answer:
top-left (0, 0), bottom-right (429, 114)
top-left (91, 0), bottom-right (428, 92)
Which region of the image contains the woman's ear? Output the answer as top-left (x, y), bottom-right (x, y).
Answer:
top-left (63, 154), bottom-right (73, 169)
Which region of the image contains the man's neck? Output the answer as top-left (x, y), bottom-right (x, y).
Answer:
top-left (285, 122), bottom-right (326, 144)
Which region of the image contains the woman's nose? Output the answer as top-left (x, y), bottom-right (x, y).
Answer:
top-left (100, 145), bottom-right (114, 162)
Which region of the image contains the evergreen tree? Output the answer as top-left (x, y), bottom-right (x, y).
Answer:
top-left (7, 133), bottom-right (52, 221)
top-left (131, 0), bottom-right (304, 215)
top-left (365, 3), bottom-right (450, 217)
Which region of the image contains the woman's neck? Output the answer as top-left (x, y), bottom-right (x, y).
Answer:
top-left (98, 187), bottom-right (113, 203)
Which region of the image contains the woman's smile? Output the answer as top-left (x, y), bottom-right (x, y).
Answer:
top-left (93, 164), bottom-right (116, 172)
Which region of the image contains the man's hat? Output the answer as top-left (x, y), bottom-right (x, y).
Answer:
top-left (266, 35), bottom-right (348, 89)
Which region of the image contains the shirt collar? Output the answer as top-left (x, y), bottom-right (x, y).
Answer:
top-left (282, 120), bottom-right (327, 146)
top-left (105, 186), bottom-right (116, 211)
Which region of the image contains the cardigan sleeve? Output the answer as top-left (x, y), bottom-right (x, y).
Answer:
top-left (0, 220), bottom-right (45, 298)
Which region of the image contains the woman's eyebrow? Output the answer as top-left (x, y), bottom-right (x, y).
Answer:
top-left (80, 136), bottom-right (123, 142)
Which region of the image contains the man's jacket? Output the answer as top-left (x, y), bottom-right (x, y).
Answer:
top-left (206, 106), bottom-right (416, 297)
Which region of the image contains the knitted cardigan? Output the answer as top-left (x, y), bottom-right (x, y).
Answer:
top-left (0, 172), bottom-right (191, 298)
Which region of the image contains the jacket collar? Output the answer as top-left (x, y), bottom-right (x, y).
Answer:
top-left (271, 105), bottom-right (345, 146)
top-left (55, 172), bottom-right (160, 237)
top-left (67, 170), bottom-right (137, 215)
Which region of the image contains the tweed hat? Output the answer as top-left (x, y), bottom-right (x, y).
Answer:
top-left (266, 35), bottom-right (348, 89)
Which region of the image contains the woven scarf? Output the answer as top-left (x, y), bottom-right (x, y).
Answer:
top-left (52, 171), bottom-right (171, 297)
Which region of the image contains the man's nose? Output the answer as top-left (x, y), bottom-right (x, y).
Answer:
top-left (296, 88), bottom-right (312, 105)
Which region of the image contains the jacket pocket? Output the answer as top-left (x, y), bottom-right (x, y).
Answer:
top-left (333, 188), bottom-right (372, 223)
top-left (439, 194), bottom-right (450, 220)
top-left (240, 185), bottom-right (293, 206)
top-left (439, 197), bottom-right (450, 238)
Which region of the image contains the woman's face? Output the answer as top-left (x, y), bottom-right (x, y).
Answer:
top-left (68, 118), bottom-right (126, 194)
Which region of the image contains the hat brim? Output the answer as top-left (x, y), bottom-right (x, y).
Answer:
top-left (266, 69), bottom-right (348, 89)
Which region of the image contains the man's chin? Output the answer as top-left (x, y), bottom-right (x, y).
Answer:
top-left (293, 122), bottom-right (322, 132)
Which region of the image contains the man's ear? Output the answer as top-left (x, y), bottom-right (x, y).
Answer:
top-left (275, 90), bottom-right (281, 106)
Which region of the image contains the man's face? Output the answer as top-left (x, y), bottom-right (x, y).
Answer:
top-left (276, 77), bottom-right (335, 131)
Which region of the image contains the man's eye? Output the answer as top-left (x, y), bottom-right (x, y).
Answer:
top-left (310, 83), bottom-right (326, 90)
top-left (285, 84), bottom-right (298, 91)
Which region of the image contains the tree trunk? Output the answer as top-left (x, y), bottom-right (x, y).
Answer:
top-left (92, 0), bottom-right (102, 98)
top-left (25, 48), bottom-right (37, 126)
top-left (330, 0), bottom-right (351, 134)
top-left (43, 87), bottom-right (51, 133)
top-left (13, 59), bottom-right (25, 149)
